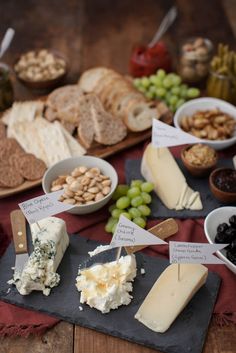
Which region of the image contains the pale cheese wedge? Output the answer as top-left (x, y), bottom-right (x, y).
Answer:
top-left (141, 144), bottom-right (203, 210)
top-left (135, 263), bottom-right (208, 333)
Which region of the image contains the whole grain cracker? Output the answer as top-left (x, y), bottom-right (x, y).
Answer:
top-left (0, 165), bottom-right (24, 188)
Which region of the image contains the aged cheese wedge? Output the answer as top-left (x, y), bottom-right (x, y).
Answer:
top-left (14, 217), bottom-right (69, 296)
top-left (135, 263), bottom-right (208, 333)
top-left (141, 144), bottom-right (202, 210)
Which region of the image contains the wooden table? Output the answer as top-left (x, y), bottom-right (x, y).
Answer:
top-left (0, 0), bottom-right (236, 352)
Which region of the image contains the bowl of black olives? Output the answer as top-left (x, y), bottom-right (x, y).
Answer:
top-left (204, 206), bottom-right (236, 274)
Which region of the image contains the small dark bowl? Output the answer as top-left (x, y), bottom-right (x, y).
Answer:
top-left (14, 49), bottom-right (68, 90)
top-left (181, 144), bottom-right (218, 177)
top-left (209, 168), bottom-right (236, 203)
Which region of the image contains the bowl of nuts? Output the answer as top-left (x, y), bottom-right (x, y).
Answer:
top-left (181, 144), bottom-right (218, 177)
top-left (174, 97), bottom-right (236, 150)
top-left (42, 156), bottom-right (118, 215)
top-left (14, 49), bottom-right (67, 89)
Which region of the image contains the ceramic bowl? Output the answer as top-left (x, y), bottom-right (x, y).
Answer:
top-left (204, 206), bottom-right (236, 274)
top-left (174, 97), bottom-right (236, 150)
top-left (42, 156), bottom-right (118, 215)
top-left (14, 49), bottom-right (68, 90)
top-left (209, 168), bottom-right (236, 203)
top-left (181, 144), bottom-right (218, 177)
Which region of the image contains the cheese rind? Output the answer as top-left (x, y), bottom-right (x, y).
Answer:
top-left (76, 255), bottom-right (137, 313)
top-left (135, 263), bottom-right (208, 333)
top-left (141, 144), bottom-right (202, 210)
top-left (15, 217), bottom-right (69, 296)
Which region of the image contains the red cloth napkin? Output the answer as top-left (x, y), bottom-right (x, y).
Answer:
top-left (0, 142), bottom-right (235, 336)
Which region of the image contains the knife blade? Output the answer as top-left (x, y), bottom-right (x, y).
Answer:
top-left (10, 209), bottom-right (28, 275)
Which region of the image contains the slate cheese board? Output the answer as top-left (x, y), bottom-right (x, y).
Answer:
top-left (0, 234), bottom-right (221, 353)
top-left (125, 158), bottom-right (233, 219)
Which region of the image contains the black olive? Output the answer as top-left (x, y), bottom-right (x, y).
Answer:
top-left (229, 215), bottom-right (236, 229)
top-left (230, 239), bottom-right (236, 253)
top-left (226, 250), bottom-right (236, 265)
top-left (215, 232), bottom-right (229, 244)
top-left (225, 227), bottom-right (236, 241)
top-left (217, 223), bottom-right (229, 234)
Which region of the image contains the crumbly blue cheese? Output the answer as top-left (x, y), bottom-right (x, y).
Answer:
top-left (14, 217), bottom-right (69, 296)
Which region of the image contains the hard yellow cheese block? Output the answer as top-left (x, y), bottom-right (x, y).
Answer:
top-left (135, 263), bottom-right (208, 333)
top-left (141, 144), bottom-right (202, 210)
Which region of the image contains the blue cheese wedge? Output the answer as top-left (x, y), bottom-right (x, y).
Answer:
top-left (14, 217), bottom-right (69, 296)
top-left (76, 254), bottom-right (137, 313)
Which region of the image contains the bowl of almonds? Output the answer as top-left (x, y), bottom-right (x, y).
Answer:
top-left (174, 97), bottom-right (236, 150)
top-left (42, 156), bottom-right (118, 214)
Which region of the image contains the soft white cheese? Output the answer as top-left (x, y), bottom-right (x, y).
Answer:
top-left (14, 217), bottom-right (69, 296)
top-left (88, 245), bottom-right (112, 257)
top-left (76, 254), bottom-right (137, 313)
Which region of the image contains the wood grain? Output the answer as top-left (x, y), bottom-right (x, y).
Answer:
top-left (0, 179), bottom-right (42, 200)
top-left (0, 322), bottom-right (73, 353)
top-left (10, 210), bottom-right (27, 254)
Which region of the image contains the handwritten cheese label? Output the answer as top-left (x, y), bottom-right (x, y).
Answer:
top-left (169, 241), bottom-right (228, 264)
top-left (152, 119), bottom-right (201, 148)
top-left (19, 190), bottom-right (74, 224)
top-left (110, 215), bottom-right (167, 248)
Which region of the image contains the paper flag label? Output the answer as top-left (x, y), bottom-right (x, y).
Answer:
top-left (169, 241), bottom-right (228, 264)
top-left (110, 215), bottom-right (167, 248)
top-left (19, 190), bottom-right (74, 224)
top-left (152, 119), bottom-right (201, 148)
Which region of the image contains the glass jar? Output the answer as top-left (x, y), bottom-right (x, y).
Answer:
top-left (206, 71), bottom-right (236, 104)
top-left (178, 37), bottom-right (213, 84)
top-left (0, 63), bottom-right (14, 112)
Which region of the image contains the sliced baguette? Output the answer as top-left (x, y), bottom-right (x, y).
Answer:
top-left (78, 67), bottom-right (115, 93)
top-left (123, 102), bottom-right (159, 132)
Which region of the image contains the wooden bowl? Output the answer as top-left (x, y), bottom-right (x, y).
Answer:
top-left (209, 168), bottom-right (236, 203)
top-left (14, 49), bottom-right (68, 90)
top-left (181, 144), bottom-right (218, 177)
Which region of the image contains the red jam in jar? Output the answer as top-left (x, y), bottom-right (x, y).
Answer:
top-left (129, 41), bottom-right (172, 78)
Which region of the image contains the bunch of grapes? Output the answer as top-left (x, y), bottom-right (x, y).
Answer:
top-left (133, 69), bottom-right (200, 112)
top-left (105, 180), bottom-right (154, 234)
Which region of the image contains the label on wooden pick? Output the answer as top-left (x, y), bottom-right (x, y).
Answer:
top-left (110, 215), bottom-right (167, 248)
top-left (169, 241), bottom-right (228, 264)
top-left (19, 190), bottom-right (74, 224)
top-left (152, 118), bottom-right (201, 148)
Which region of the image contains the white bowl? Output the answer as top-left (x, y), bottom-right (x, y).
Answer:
top-left (174, 97), bottom-right (236, 150)
top-left (204, 206), bottom-right (236, 274)
top-left (42, 156), bottom-right (118, 215)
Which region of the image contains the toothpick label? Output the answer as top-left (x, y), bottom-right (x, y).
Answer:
top-left (169, 241), bottom-right (228, 264)
top-left (152, 119), bottom-right (201, 148)
top-left (110, 215), bottom-right (167, 248)
top-left (19, 190), bottom-right (74, 224)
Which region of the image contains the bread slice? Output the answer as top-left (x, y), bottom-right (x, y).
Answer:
top-left (77, 95), bottom-right (95, 148)
top-left (123, 101), bottom-right (159, 132)
top-left (78, 67), bottom-right (115, 93)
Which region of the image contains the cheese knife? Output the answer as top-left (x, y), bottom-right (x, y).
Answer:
top-left (10, 210), bottom-right (29, 275)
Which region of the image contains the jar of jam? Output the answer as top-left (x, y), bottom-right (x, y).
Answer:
top-left (0, 63), bottom-right (14, 112)
top-left (178, 37), bottom-right (213, 83)
top-left (129, 41), bottom-right (172, 78)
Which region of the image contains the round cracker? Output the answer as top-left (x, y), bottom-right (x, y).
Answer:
top-left (0, 121), bottom-right (6, 140)
top-left (0, 165), bottom-right (24, 188)
top-left (0, 138), bottom-right (24, 164)
top-left (19, 157), bottom-right (46, 181)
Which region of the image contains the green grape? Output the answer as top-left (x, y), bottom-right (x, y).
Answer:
top-left (138, 86), bottom-right (146, 93)
top-left (141, 182), bottom-right (154, 193)
top-left (133, 78), bottom-right (141, 88)
top-left (127, 186), bottom-right (141, 198)
top-left (172, 75), bottom-right (182, 86)
top-left (141, 192), bottom-right (152, 204)
top-left (131, 196), bottom-right (143, 207)
top-left (141, 77), bottom-right (150, 88)
top-left (145, 91), bottom-right (154, 100)
top-left (133, 217), bottom-right (146, 228)
top-left (149, 75), bottom-right (157, 84)
top-left (131, 180), bottom-right (143, 188)
top-left (105, 217), bottom-right (118, 233)
top-left (116, 196), bottom-right (131, 209)
top-left (111, 208), bottom-right (123, 219)
top-left (155, 87), bottom-right (166, 98)
top-left (128, 207), bottom-right (142, 219)
top-left (153, 76), bottom-right (163, 87)
top-left (169, 105), bottom-right (176, 113)
top-left (171, 86), bottom-right (181, 96)
top-left (120, 212), bottom-right (132, 220)
top-left (138, 205), bottom-right (151, 216)
top-left (112, 184), bottom-right (129, 200)
top-left (176, 98), bottom-right (186, 109)
top-left (156, 69), bottom-right (166, 79)
top-left (108, 204), bottom-right (116, 213)
top-left (162, 77), bottom-right (172, 89)
top-left (111, 222), bottom-right (118, 234)
top-left (187, 88), bottom-right (200, 98)
top-left (169, 95), bottom-right (178, 106)
top-left (149, 85), bottom-right (156, 93)
top-left (165, 91), bottom-right (172, 104)
top-left (180, 88), bottom-right (188, 99)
